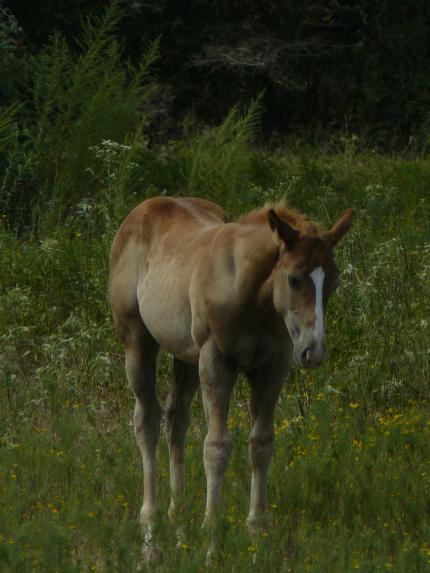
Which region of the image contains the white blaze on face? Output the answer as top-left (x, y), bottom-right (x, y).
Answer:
top-left (310, 266), bottom-right (325, 345)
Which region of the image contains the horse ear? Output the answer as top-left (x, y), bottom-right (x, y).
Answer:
top-left (268, 209), bottom-right (299, 249)
top-left (326, 208), bottom-right (355, 247)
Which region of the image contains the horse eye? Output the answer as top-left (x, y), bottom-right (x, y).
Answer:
top-left (289, 276), bottom-right (301, 289)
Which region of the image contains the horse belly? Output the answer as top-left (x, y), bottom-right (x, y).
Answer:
top-left (137, 270), bottom-right (200, 364)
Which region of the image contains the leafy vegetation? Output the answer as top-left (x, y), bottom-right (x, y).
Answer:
top-left (1, 3), bottom-right (430, 572)
top-left (5, 0), bottom-right (430, 147)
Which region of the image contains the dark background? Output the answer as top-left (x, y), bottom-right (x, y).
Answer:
top-left (3, 0), bottom-right (430, 147)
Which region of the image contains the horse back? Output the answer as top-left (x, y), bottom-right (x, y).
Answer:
top-left (110, 196), bottom-right (226, 268)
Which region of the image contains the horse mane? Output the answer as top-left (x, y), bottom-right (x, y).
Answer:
top-left (237, 199), bottom-right (324, 238)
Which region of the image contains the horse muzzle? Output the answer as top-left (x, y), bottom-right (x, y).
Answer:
top-left (294, 340), bottom-right (326, 369)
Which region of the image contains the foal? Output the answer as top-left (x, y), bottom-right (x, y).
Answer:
top-left (109, 197), bottom-right (354, 556)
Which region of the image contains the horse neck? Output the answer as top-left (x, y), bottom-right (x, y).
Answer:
top-left (234, 222), bottom-right (278, 310)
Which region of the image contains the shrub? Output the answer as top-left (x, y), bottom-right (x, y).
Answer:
top-left (0, 1), bottom-right (157, 233)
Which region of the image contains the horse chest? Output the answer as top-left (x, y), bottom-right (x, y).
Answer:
top-left (212, 318), bottom-right (290, 370)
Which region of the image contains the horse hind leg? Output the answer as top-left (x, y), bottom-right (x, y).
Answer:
top-left (120, 315), bottom-right (161, 561)
top-left (165, 358), bottom-right (199, 520)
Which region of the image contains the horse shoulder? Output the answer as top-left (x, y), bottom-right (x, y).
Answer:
top-left (190, 226), bottom-right (261, 364)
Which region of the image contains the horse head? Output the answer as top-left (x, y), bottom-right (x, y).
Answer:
top-left (268, 207), bottom-right (355, 368)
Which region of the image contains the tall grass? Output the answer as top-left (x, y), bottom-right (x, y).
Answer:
top-left (1, 146), bottom-right (430, 571)
top-left (0, 1), bottom-right (157, 233)
top-left (180, 96), bottom-right (262, 210)
top-left (0, 103), bottom-right (20, 152)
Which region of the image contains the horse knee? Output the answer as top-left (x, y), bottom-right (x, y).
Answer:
top-left (204, 436), bottom-right (233, 475)
top-left (249, 430), bottom-right (274, 467)
top-left (165, 398), bottom-right (174, 429)
top-left (134, 400), bottom-right (161, 442)
top-left (125, 343), bottom-right (158, 399)
top-left (166, 395), bottom-right (191, 433)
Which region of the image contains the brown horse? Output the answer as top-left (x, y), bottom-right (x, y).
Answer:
top-left (109, 196), bottom-right (354, 558)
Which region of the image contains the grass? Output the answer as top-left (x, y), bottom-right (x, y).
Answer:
top-left (1, 148), bottom-right (430, 572)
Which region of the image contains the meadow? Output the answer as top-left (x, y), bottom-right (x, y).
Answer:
top-left (1, 6), bottom-right (430, 572)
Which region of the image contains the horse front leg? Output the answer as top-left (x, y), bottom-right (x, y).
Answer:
top-left (246, 353), bottom-right (288, 537)
top-left (199, 339), bottom-right (237, 530)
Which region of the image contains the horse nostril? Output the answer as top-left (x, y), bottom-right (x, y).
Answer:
top-left (301, 347), bottom-right (312, 364)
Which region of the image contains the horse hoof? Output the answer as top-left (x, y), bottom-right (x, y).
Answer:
top-left (205, 540), bottom-right (217, 568)
top-left (246, 517), bottom-right (263, 540)
top-left (138, 543), bottom-right (163, 570)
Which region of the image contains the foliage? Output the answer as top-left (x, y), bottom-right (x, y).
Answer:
top-left (179, 97), bottom-right (262, 211)
top-left (0, 1), bottom-right (158, 232)
top-left (5, 0), bottom-right (430, 147)
top-left (0, 102), bottom-right (19, 152)
top-left (0, 4), bottom-right (28, 107)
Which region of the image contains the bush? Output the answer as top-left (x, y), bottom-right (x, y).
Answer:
top-left (0, 1), bottom-right (157, 233)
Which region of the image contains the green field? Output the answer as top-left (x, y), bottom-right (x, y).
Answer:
top-left (1, 6), bottom-right (430, 571)
top-left (1, 147), bottom-right (430, 572)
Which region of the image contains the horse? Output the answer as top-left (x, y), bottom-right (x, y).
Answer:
top-left (109, 196), bottom-right (354, 560)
